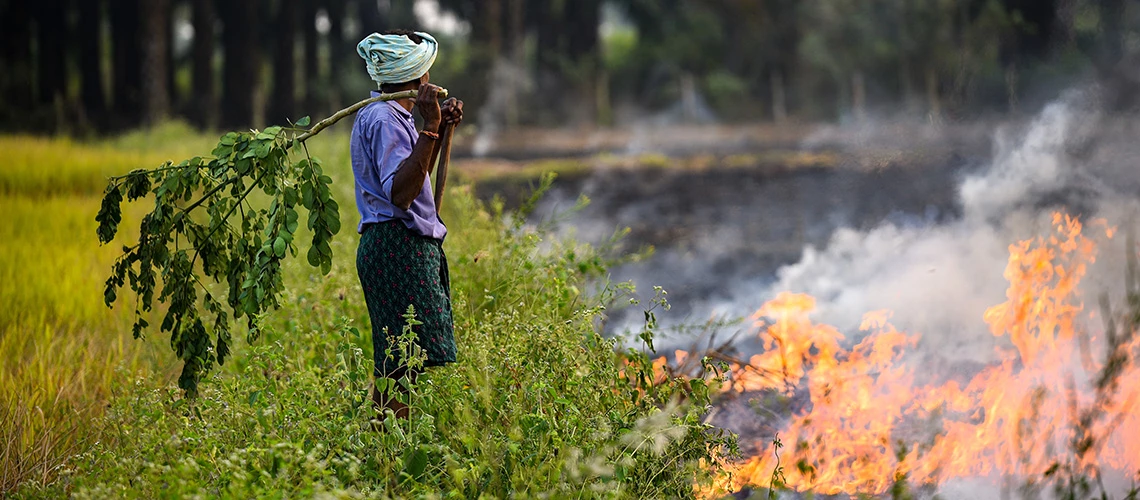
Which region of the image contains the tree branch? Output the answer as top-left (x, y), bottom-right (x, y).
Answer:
top-left (189, 171), bottom-right (266, 272)
top-left (295, 87), bottom-right (448, 143)
top-left (109, 162), bottom-right (189, 181)
top-left (180, 176), bottom-right (239, 214)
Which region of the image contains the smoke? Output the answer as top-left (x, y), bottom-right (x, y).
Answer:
top-left (760, 89), bottom-right (1139, 362)
top-left (472, 58), bottom-right (531, 157)
top-left (531, 86), bottom-right (1140, 367)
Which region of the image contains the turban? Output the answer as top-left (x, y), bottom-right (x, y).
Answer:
top-left (357, 31), bottom-right (438, 86)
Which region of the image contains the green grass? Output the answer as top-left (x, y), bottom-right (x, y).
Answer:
top-left (2, 123), bottom-right (736, 497)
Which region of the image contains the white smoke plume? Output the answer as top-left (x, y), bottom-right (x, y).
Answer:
top-left (761, 89), bottom-right (1139, 362)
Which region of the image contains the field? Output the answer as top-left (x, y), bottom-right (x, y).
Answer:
top-left (7, 117), bottom-right (1140, 500)
top-left (1, 124), bottom-right (734, 498)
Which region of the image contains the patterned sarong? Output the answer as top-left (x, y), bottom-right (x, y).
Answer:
top-left (357, 220), bottom-right (456, 377)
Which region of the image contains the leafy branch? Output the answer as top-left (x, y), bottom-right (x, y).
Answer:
top-left (96, 89), bottom-right (444, 396)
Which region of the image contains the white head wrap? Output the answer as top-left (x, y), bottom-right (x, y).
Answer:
top-left (356, 31), bottom-right (438, 86)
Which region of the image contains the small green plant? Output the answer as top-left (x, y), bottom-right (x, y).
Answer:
top-left (769, 433), bottom-right (788, 499)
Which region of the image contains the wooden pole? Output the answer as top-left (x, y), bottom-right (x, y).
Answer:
top-left (433, 122), bottom-right (456, 212)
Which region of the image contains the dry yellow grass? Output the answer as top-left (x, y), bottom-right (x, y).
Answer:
top-left (0, 126), bottom-right (211, 493)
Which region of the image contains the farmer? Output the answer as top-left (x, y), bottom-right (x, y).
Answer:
top-left (351, 30), bottom-right (463, 422)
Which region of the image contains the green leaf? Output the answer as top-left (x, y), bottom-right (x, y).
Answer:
top-left (403, 447), bottom-right (428, 481)
top-left (307, 245), bottom-right (321, 267)
top-left (285, 208), bottom-right (299, 233)
top-left (296, 116), bottom-right (311, 127)
top-left (253, 140), bottom-right (272, 159)
top-left (301, 183), bottom-right (315, 209)
top-left (235, 158), bottom-right (253, 175)
top-left (325, 211), bottom-right (341, 234)
top-left (95, 185), bottom-right (124, 244)
top-left (273, 237), bottom-right (286, 258)
top-left (283, 187), bottom-right (298, 207)
top-left (307, 209), bottom-right (318, 231)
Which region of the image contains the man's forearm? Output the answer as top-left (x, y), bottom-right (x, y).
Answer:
top-left (391, 129), bottom-right (439, 210)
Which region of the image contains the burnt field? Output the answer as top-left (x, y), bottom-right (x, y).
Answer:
top-left (467, 124), bottom-right (990, 336)
top-left (464, 104), bottom-right (1140, 494)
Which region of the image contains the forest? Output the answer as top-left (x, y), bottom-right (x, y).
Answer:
top-left (2, 0), bottom-right (1137, 135)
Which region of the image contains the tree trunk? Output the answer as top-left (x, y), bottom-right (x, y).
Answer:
top-left (140, 0), bottom-right (171, 125)
top-left (33, 0), bottom-right (69, 108)
top-left (1004, 62), bottom-right (1019, 115)
top-left (852, 71), bottom-right (866, 123)
top-left (270, 0), bottom-right (298, 124)
top-left (480, 0), bottom-right (502, 58)
top-left (1, 0), bottom-right (35, 121)
top-left (925, 66), bottom-right (942, 124)
top-left (533, 0), bottom-right (563, 124)
top-left (566, 0), bottom-right (600, 125)
top-left (302, 0), bottom-right (320, 115)
top-left (77, 0), bottom-right (107, 123)
top-left (899, 59), bottom-right (917, 114)
top-left (357, 0), bottom-right (385, 33)
top-left (1097, 0), bottom-right (1125, 74)
top-left (771, 70), bottom-right (787, 124)
top-left (504, 0), bottom-right (524, 127)
top-left (166, 4), bottom-right (178, 109)
top-left (326, 0), bottom-right (348, 109)
top-left (110, 0), bottom-right (143, 127)
top-left (566, 0), bottom-right (599, 62)
top-left (191, 0), bottom-right (217, 129)
top-left (595, 67), bottom-right (612, 127)
top-left (221, 0), bottom-right (259, 128)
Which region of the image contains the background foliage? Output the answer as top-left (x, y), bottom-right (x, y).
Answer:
top-left (1, 0), bottom-right (1137, 134)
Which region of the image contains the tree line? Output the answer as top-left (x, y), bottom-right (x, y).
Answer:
top-left (0, 0), bottom-right (1135, 135)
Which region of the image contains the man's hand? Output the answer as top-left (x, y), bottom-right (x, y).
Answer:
top-left (441, 97), bottom-right (464, 126)
top-left (416, 84), bottom-right (442, 132)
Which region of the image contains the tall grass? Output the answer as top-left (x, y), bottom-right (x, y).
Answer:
top-left (1, 124), bottom-right (232, 492)
top-left (14, 184), bottom-right (731, 498)
top-left (0, 123), bottom-right (214, 196)
top-left (4, 123), bottom-right (735, 497)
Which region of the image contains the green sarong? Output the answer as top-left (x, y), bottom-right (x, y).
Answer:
top-left (357, 220), bottom-right (456, 377)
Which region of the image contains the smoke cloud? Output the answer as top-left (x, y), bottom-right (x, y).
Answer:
top-left (763, 89), bottom-right (1139, 363)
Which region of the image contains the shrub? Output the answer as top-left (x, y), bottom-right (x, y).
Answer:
top-left (17, 183), bottom-right (736, 499)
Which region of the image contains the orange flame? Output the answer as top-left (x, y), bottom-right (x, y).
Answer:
top-left (712, 213), bottom-right (1138, 495)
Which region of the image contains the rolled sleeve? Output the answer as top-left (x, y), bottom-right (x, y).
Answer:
top-left (373, 114), bottom-right (415, 200)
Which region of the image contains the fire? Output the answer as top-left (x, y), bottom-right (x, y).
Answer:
top-left (708, 213), bottom-right (1139, 495)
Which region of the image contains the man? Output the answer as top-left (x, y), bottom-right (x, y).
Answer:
top-left (351, 30), bottom-right (463, 422)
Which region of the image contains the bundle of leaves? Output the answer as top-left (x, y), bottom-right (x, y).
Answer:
top-left (24, 184), bottom-right (737, 498)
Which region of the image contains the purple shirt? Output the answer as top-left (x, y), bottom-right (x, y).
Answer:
top-left (350, 92), bottom-right (447, 240)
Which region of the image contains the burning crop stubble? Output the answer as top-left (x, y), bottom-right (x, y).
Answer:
top-left (704, 90), bottom-right (1140, 496)
top-left (533, 87), bottom-right (1140, 496)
